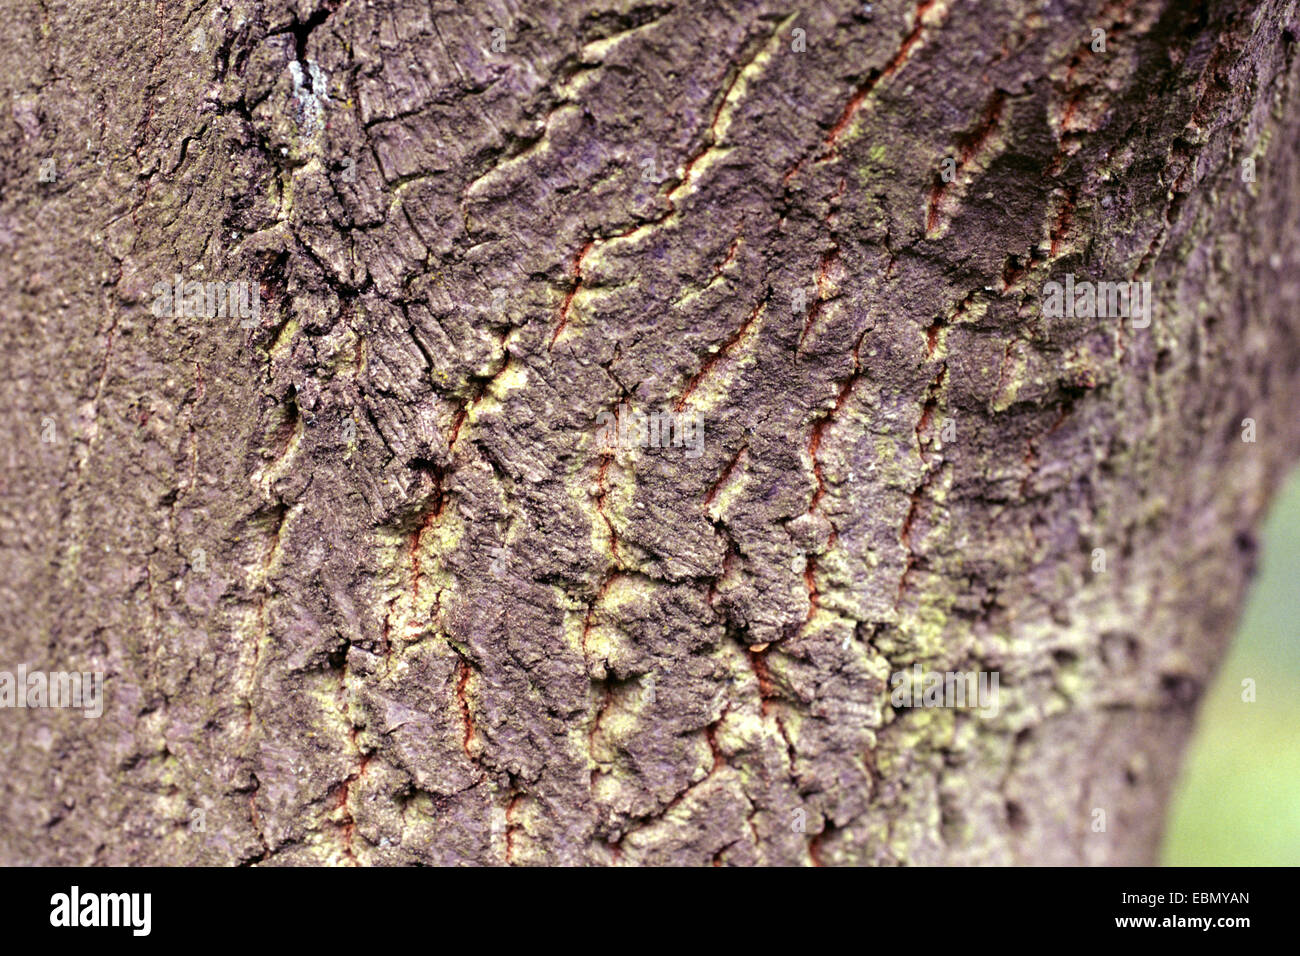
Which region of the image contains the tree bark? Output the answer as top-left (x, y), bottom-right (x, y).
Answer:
top-left (3, 0), bottom-right (1299, 866)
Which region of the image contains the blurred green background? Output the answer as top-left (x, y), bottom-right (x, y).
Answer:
top-left (1161, 469), bottom-right (1300, 865)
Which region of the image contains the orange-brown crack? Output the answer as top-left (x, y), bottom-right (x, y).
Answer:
top-left (808, 826), bottom-right (828, 866)
top-left (1048, 189), bottom-right (1077, 258)
top-left (897, 489), bottom-right (924, 604)
top-left (926, 88), bottom-right (1006, 234)
top-left (925, 317), bottom-right (944, 356)
top-left (665, 48), bottom-right (758, 207)
top-left (1000, 253), bottom-right (1032, 293)
top-left (747, 646), bottom-right (776, 716)
top-left (612, 705), bottom-right (731, 845)
top-left (504, 792), bottom-right (524, 865)
top-left (548, 241), bottom-right (594, 350)
top-left (704, 707), bottom-right (726, 776)
top-left (246, 773), bottom-right (270, 860)
top-left (897, 364), bottom-right (948, 604)
top-left (409, 507), bottom-right (436, 600)
top-left (550, 43), bottom-right (772, 353)
top-left (448, 327), bottom-right (513, 451)
top-left (799, 326), bottom-right (870, 623)
top-left (583, 433), bottom-right (627, 792)
top-left (335, 713), bottom-right (372, 865)
top-left (404, 403), bottom-right (469, 646)
top-left (800, 250), bottom-right (838, 347)
top-left (1042, 3), bottom-right (1143, 250)
top-left (707, 541), bottom-right (737, 611)
top-left (593, 452), bottom-right (621, 565)
top-left (799, 0), bottom-right (940, 177)
top-left (802, 560), bottom-right (821, 622)
top-left (676, 297), bottom-right (765, 411)
top-left (704, 444), bottom-right (748, 510)
top-left (711, 224), bottom-right (744, 283)
top-left (801, 177), bottom-right (848, 347)
top-left (455, 657), bottom-right (478, 764)
top-left (773, 708), bottom-right (801, 800)
top-left (580, 569), bottom-right (621, 665)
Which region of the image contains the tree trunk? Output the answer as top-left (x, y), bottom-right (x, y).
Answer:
top-left (3, 0), bottom-right (1299, 866)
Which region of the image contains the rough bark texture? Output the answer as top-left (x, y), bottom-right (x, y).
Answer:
top-left (3, 0), bottom-right (1299, 866)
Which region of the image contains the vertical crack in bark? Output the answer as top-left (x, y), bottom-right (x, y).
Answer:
top-left (808, 822), bottom-right (831, 867)
top-left (584, 444), bottom-right (624, 789)
top-left (288, 0), bottom-right (341, 83)
top-left (676, 296), bottom-right (766, 411)
top-left (710, 223), bottom-right (744, 284)
top-left (504, 791), bottom-right (524, 865)
top-left (897, 363), bottom-right (948, 607)
top-left (1041, 1), bottom-right (1143, 263)
top-left (587, 680), bottom-right (614, 788)
top-left (925, 89), bottom-right (1007, 236)
top-left (453, 654), bottom-right (486, 782)
top-left (606, 703), bottom-right (732, 855)
top-left (924, 290), bottom-right (973, 358)
top-left (799, 178), bottom-right (847, 348)
top-left (746, 645), bottom-right (776, 716)
top-left (548, 240), bottom-right (594, 351)
top-left (240, 773), bottom-right (271, 866)
top-left (788, 0), bottom-right (947, 186)
top-left (550, 18), bottom-right (786, 351)
top-left (705, 444), bottom-right (748, 512)
top-left (800, 325), bottom-right (871, 627)
top-left (334, 641), bottom-right (371, 866)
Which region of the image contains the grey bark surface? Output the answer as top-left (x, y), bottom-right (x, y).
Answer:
top-left (2, 0), bottom-right (1299, 865)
